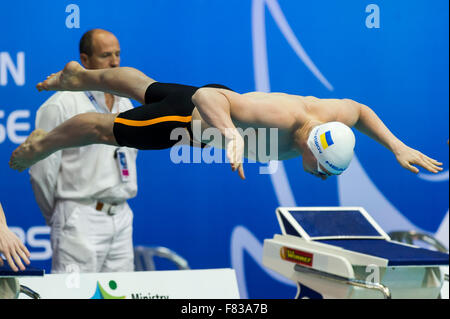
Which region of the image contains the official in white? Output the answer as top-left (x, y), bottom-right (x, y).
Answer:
top-left (29, 29), bottom-right (138, 273)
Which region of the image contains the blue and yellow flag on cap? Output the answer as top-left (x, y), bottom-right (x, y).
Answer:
top-left (320, 131), bottom-right (334, 150)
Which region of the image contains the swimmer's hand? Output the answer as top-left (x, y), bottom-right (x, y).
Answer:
top-left (226, 133), bottom-right (246, 180)
top-left (0, 224), bottom-right (31, 272)
top-left (394, 143), bottom-right (443, 174)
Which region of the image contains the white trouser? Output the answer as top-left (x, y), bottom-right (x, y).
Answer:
top-left (49, 199), bottom-right (134, 273)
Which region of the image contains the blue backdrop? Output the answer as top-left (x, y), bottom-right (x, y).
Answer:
top-left (0, 0), bottom-right (448, 298)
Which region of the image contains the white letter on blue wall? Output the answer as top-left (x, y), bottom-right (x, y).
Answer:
top-left (0, 52), bottom-right (25, 86)
top-left (66, 4), bottom-right (80, 29)
top-left (365, 4), bottom-right (380, 29)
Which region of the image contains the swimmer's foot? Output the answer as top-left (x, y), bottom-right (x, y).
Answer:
top-left (36, 61), bottom-right (85, 92)
top-left (9, 129), bottom-right (48, 172)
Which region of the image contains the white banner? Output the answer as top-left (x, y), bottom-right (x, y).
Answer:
top-left (18, 268), bottom-right (240, 299)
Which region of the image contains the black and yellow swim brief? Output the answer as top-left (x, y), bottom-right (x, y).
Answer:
top-left (113, 82), bottom-right (232, 150)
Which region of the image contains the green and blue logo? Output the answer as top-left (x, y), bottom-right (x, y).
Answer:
top-left (90, 280), bottom-right (126, 299)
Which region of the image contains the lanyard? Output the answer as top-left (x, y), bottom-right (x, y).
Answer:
top-left (85, 92), bottom-right (129, 181)
top-left (85, 91), bottom-right (108, 113)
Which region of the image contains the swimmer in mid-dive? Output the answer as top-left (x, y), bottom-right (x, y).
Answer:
top-left (9, 61), bottom-right (443, 180)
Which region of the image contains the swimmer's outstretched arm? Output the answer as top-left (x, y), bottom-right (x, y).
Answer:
top-left (9, 113), bottom-right (118, 172)
top-left (347, 99), bottom-right (443, 173)
top-left (192, 88), bottom-right (247, 180)
top-left (0, 202), bottom-right (31, 271)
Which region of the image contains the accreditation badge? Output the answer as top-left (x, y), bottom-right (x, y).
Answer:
top-left (115, 149), bottom-right (130, 182)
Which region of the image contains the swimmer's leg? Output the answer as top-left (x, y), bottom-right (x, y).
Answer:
top-left (36, 61), bottom-right (155, 104)
top-left (9, 112), bottom-right (118, 172)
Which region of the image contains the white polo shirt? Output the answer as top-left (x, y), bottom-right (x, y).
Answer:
top-left (29, 91), bottom-right (138, 225)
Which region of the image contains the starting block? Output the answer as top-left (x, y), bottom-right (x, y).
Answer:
top-left (263, 207), bottom-right (449, 299)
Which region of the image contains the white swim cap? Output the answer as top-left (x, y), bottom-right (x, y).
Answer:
top-left (306, 122), bottom-right (355, 175)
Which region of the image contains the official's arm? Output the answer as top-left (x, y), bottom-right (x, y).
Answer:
top-left (29, 103), bottom-right (64, 220)
top-left (0, 202), bottom-right (31, 271)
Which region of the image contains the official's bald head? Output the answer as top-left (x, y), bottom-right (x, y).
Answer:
top-left (79, 29), bottom-right (121, 70)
